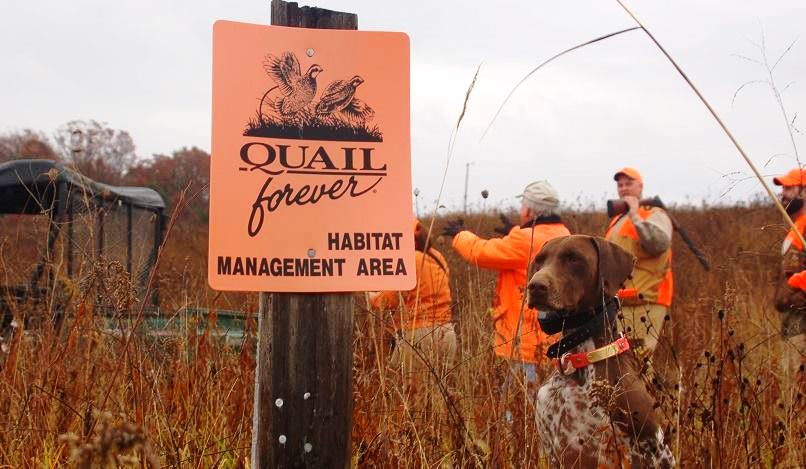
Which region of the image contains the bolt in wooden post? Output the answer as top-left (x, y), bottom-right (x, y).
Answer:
top-left (250, 2), bottom-right (357, 468)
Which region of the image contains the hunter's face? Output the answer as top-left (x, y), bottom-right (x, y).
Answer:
top-left (781, 185), bottom-right (804, 205)
top-left (616, 175), bottom-right (642, 199)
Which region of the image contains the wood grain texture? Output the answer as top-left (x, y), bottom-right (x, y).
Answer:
top-left (251, 2), bottom-right (357, 468)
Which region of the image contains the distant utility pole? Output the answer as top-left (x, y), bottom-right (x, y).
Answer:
top-left (463, 162), bottom-right (472, 214)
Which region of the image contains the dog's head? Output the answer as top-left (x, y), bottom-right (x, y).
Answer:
top-left (527, 235), bottom-right (635, 314)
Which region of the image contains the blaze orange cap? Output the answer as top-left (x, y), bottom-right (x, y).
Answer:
top-left (613, 167), bottom-right (642, 183)
top-left (773, 168), bottom-right (806, 187)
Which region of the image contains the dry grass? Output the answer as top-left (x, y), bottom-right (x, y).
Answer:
top-left (1, 203), bottom-right (805, 467)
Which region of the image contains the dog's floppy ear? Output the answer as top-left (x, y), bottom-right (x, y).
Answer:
top-left (590, 236), bottom-right (635, 297)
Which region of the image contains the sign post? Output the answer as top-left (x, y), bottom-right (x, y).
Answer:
top-left (209, 1), bottom-right (412, 467)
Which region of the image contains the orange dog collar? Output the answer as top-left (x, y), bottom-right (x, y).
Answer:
top-left (555, 336), bottom-right (631, 375)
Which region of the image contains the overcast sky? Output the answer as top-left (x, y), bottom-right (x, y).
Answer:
top-left (1, 0), bottom-right (804, 212)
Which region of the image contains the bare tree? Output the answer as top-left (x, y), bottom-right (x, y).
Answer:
top-left (54, 119), bottom-right (137, 184)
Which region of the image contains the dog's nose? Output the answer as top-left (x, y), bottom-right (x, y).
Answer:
top-left (527, 278), bottom-right (549, 306)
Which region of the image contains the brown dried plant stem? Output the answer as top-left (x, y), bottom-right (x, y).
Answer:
top-left (90, 182), bottom-right (198, 435)
top-left (482, 27), bottom-right (641, 140)
top-left (614, 0), bottom-right (806, 247)
top-left (421, 64), bottom-right (481, 255)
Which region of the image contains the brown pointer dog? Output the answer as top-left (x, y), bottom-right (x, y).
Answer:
top-left (527, 235), bottom-right (674, 468)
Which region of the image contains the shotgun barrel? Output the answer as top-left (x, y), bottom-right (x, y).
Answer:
top-left (607, 196), bottom-right (711, 271)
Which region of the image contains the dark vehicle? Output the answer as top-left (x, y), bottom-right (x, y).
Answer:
top-left (0, 159), bottom-right (165, 330)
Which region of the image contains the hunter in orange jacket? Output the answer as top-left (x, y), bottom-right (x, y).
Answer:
top-left (369, 240), bottom-right (452, 331)
top-left (772, 168), bottom-right (806, 394)
top-left (369, 219), bottom-right (456, 381)
top-left (445, 181), bottom-right (570, 364)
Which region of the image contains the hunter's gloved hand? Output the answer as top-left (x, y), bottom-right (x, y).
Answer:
top-left (441, 218), bottom-right (465, 238)
top-left (493, 213), bottom-right (515, 235)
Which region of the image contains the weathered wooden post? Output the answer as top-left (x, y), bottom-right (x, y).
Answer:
top-left (252, 292), bottom-right (354, 467)
top-left (253, 3), bottom-right (357, 468)
top-left (207, 3), bottom-right (413, 466)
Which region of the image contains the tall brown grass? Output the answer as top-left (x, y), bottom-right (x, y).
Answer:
top-left (1, 203), bottom-right (804, 467)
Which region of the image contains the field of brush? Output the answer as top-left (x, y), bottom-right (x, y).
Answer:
top-left (1, 204), bottom-right (804, 467)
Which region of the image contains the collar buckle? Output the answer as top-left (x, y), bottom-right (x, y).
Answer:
top-left (557, 353), bottom-right (577, 375)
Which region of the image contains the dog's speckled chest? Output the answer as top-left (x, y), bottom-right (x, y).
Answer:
top-left (536, 338), bottom-right (675, 467)
top-left (537, 340), bottom-right (616, 458)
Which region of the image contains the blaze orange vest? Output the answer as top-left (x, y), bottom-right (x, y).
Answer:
top-left (605, 207), bottom-right (673, 307)
top-left (781, 213), bottom-right (806, 278)
top-left (370, 248), bottom-right (452, 331)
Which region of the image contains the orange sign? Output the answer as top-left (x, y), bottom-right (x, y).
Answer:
top-left (208, 20), bottom-right (415, 292)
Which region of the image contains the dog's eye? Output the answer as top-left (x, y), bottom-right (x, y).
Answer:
top-left (562, 251), bottom-right (582, 263)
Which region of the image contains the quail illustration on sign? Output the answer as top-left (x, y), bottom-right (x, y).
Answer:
top-left (209, 20), bottom-right (414, 292)
top-left (249, 50), bottom-right (381, 142)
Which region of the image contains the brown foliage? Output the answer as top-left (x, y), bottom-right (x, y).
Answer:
top-left (1, 204), bottom-right (804, 467)
top-left (126, 147), bottom-right (211, 223)
top-left (0, 129), bottom-right (58, 163)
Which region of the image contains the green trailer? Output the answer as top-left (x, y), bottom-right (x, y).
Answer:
top-left (102, 308), bottom-right (251, 349)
